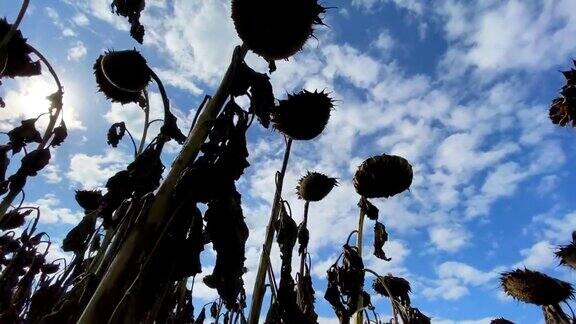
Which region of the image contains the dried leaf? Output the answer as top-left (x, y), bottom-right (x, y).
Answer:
top-left (373, 221), bottom-right (391, 261)
top-left (107, 122), bottom-right (126, 147)
top-left (49, 120), bottom-right (67, 147)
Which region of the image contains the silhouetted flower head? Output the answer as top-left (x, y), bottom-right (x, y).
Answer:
top-left (272, 90), bottom-right (333, 140)
top-left (556, 241), bottom-right (576, 270)
top-left (491, 318), bottom-right (514, 324)
top-left (373, 275), bottom-right (411, 305)
top-left (0, 18), bottom-right (41, 79)
top-left (296, 171), bottom-right (337, 201)
top-left (74, 190), bottom-right (103, 212)
top-left (231, 0), bottom-right (326, 60)
top-left (500, 268), bottom-right (573, 305)
top-left (94, 50), bottom-right (150, 104)
top-left (550, 61), bottom-right (576, 127)
top-left (353, 154), bottom-right (413, 199)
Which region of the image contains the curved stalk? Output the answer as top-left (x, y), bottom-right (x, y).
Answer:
top-left (364, 268), bottom-right (400, 324)
top-left (137, 89), bottom-right (150, 155)
top-left (0, 0), bottom-right (30, 51)
top-left (0, 44), bottom-right (63, 221)
top-left (248, 137), bottom-right (293, 324)
top-left (124, 126), bottom-right (138, 158)
top-left (78, 44), bottom-right (248, 323)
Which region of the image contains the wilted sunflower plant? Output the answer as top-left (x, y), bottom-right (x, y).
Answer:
top-left (323, 154), bottom-right (432, 324)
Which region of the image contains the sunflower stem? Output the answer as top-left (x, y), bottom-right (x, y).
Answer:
top-left (299, 201), bottom-right (310, 276)
top-left (0, 0), bottom-right (30, 51)
top-left (78, 44), bottom-right (248, 323)
top-left (138, 89), bottom-right (150, 155)
top-left (248, 137), bottom-right (293, 324)
top-left (354, 206), bottom-right (366, 324)
top-left (0, 44), bottom-right (63, 222)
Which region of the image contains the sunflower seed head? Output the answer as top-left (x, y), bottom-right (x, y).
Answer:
top-left (272, 89), bottom-right (334, 140)
top-left (232, 0), bottom-right (327, 60)
top-left (296, 171), bottom-right (338, 201)
top-left (353, 154), bottom-right (413, 199)
top-left (500, 268), bottom-right (574, 305)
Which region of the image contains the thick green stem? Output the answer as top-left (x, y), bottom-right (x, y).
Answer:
top-left (78, 45), bottom-right (247, 323)
top-left (248, 137), bottom-right (293, 324)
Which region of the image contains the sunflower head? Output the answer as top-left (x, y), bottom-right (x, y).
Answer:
top-left (373, 275), bottom-right (411, 302)
top-left (0, 18), bottom-right (41, 79)
top-left (500, 268), bottom-right (574, 305)
top-left (231, 0), bottom-right (326, 60)
top-left (74, 190), bottom-right (103, 212)
top-left (296, 171), bottom-right (337, 202)
top-left (93, 50), bottom-right (151, 104)
top-left (490, 318), bottom-right (514, 324)
top-left (272, 89), bottom-right (334, 140)
top-left (556, 241), bottom-right (576, 270)
top-left (353, 154), bottom-right (413, 199)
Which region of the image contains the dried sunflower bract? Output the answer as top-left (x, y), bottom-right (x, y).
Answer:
top-left (94, 50), bottom-right (151, 104)
top-left (272, 89), bottom-right (333, 140)
top-left (231, 0), bottom-right (327, 60)
top-left (353, 154), bottom-right (413, 199)
top-left (500, 268), bottom-right (573, 306)
top-left (296, 171), bottom-right (337, 202)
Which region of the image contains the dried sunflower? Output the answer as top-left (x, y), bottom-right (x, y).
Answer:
top-left (0, 18), bottom-right (41, 79)
top-left (272, 89), bottom-right (334, 140)
top-left (549, 97), bottom-right (576, 127)
top-left (490, 318), bottom-right (514, 324)
top-left (353, 154), bottom-right (413, 199)
top-left (296, 171), bottom-right (337, 201)
top-left (94, 50), bottom-right (150, 104)
top-left (556, 241), bottom-right (576, 270)
top-left (500, 268), bottom-right (573, 306)
top-left (231, 0), bottom-right (327, 60)
top-left (373, 275), bottom-right (411, 305)
top-left (74, 190), bottom-right (102, 212)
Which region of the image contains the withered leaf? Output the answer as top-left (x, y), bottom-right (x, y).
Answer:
top-left (8, 118), bottom-right (42, 154)
top-left (373, 221), bottom-right (391, 261)
top-left (0, 18), bottom-right (41, 79)
top-left (112, 0), bottom-right (146, 43)
top-left (107, 122), bottom-right (126, 147)
top-left (19, 148), bottom-right (51, 176)
top-left (161, 110), bottom-right (187, 144)
top-left (49, 120), bottom-right (67, 147)
top-left (358, 197), bottom-right (379, 221)
top-left (297, 221), bottom-right (309, 256)
top-left (0, 209), bottom-right (32, 230)
top-left (62, 213), bottom-right (96, 253)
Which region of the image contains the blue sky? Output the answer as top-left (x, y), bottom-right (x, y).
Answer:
top-left (3, 0), bottom-right (576, 322)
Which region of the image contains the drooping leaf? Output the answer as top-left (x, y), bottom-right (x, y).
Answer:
top-left (107, 122), bottom-right (126, 147)
top-left (373, 221), bottom-right (391, 261)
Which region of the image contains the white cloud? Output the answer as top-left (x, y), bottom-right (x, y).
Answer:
top-left (72, 13), bottom-right (90, 26)
top-left (67, 41), bottom-right (87, 61)
top-left (352, 0), bottom-right (425, 15)
top-left (30, 194), bottom-right (83, 224)
top-left (429, 225), bottom-right (470, 252)
top-left (373, 30), bottom-right (395, 52)
top-left (66, 149), bottom-right (130, 189)
top-left (514, 240), bottom-right (556, 271)
top-left (437, 0), bottom-right (576, 74)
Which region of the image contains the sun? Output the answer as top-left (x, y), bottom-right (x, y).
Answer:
top-left (0, 75), bottom-right (83, 131)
